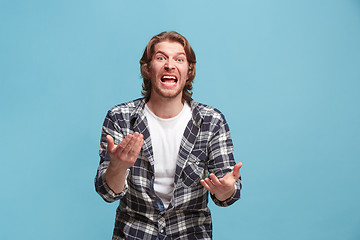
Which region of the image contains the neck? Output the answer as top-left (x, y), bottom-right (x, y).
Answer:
top-left (146, 95), bottom-right (185, 119)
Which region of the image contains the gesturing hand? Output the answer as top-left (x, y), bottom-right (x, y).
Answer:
top-left (200, 162), bottom-right (242, 201)
top-left (105, 132), bottom-right (144, 194)
top-left (106, 132), bottom-right (144, 171)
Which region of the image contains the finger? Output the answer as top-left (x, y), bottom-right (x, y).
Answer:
top-left (130, 132), bottom-right (138, 140)
top-left (204, 178), bottom-right (216, 192)
top-left (124, 133), bottom-right (141, 156)
top-left (218, 177), bottom-right (233, 186)
top-left (131, 135), bottom-right (144, 156)
top-left (121, 132), bottom-right (143, 155)
top-left (133, 133), bottom-right (143, 143)
top-left (200, 180), bottom-right (213, 194)
top-left (208, 173), bottom-right (222, 186)
top-left (122, 135), bottom-right (138, 155)
top-left (117, 134), bottom-right (133, 152)
top-left (106, 135), bottom-right (115, 152)
top-left (232, 162), bottom-right (242, 179)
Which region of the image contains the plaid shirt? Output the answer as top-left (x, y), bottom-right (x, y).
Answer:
top-left (95, 98), bottom-right (242, 240)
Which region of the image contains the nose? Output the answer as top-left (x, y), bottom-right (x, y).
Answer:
top-left (164, 58), bottom-right (175, 70)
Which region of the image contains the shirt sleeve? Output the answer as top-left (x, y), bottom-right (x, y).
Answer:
top-left (207, 111), bottom-right (242, 207)
top-left (94, 109), bottom-right (129, 203)
top-left (95, 164), bottom-right (129, 203)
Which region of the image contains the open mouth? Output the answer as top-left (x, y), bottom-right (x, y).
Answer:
top-left (161, 75), bottom-right (178, 84)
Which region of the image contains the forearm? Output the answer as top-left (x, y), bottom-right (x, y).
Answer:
top-left (95, 159), bottom-right (129, 203)
top-left (104, 162), bottom-right (128, 194)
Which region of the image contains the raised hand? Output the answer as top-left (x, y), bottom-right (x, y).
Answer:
top-left (106, 133), bottom-right (144, 170)
top-left (200, 162), bottom-right (242, 201)
top-left (105, 132), bottom-right (144, 194)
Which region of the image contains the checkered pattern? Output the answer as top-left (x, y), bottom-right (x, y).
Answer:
top-left (95, 98), bottom-right (242, 240)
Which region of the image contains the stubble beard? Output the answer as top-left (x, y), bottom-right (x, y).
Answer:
top-left (152, 85), bottom-right (184, 100)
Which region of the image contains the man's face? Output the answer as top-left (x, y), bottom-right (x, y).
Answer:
top-left (148, 40), bottom-right (189, 101)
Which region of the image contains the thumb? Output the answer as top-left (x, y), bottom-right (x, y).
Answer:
top-left (106, 135), bottom-right (115, 152)
top-left (232, 162), bottom-right (242, 179)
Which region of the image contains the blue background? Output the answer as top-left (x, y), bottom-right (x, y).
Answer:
top-left (1, 0), bottom-right (360, 239)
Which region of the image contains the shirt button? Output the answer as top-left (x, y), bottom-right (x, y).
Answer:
top-left (195, 161), bottom-right (199, 165)
top-left (160, 229), bottom-right (164, 233)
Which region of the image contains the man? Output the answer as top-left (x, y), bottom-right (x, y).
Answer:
top-left (95, 31), bottom-right (242, 240)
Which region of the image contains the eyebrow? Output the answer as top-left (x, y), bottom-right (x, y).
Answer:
top-left (155, 50), bottom-right (186, 57)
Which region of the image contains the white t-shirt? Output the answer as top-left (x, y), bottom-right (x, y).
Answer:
top-left (144, 102), bottom-right (192, 208)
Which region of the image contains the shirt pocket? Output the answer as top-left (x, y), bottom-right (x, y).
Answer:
top-left (181, 149), bottom-right (207, 187)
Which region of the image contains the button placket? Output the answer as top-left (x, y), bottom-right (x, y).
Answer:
top-left (158, 213), bottom-right (166, 235)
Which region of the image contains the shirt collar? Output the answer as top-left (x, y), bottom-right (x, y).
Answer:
top-left (130, 98), bottom-right (204, 129)
top-left (189, 99), bottom-right (203, 128)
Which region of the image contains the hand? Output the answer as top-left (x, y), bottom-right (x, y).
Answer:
top-left (200, 162), bottom-right (242, 201)
top-left (105, 133), bottom-right (144, 194)
top-left (106, 132), bottom-right (144, 171)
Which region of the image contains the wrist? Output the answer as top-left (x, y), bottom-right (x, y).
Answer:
top-left (105, 166), bottom-right (128, 195)
top-left (108, 160), bottom-right (129, 174)
top-left (215, 188), bottom-right (235, 202)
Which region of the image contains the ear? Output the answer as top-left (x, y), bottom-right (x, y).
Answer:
top-left (144, 63), bottom-right (151, 78)
top-left (187, 64), bottom-right (194, 81)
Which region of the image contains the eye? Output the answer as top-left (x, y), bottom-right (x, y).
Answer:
top-left (176, 58), bottom-right (185, 62)
top-left (157, 56), bottom-right (165, 61)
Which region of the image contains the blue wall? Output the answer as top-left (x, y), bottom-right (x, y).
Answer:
top-left (1, 0), bottom-right (360, 239)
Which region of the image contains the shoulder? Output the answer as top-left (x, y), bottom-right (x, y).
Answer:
top-left (190, 100), bottom-right (227, 124)
top-left (190, 100), bottom-right (233, 138)
top-left (107, 98), bottom-right (144, 116)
